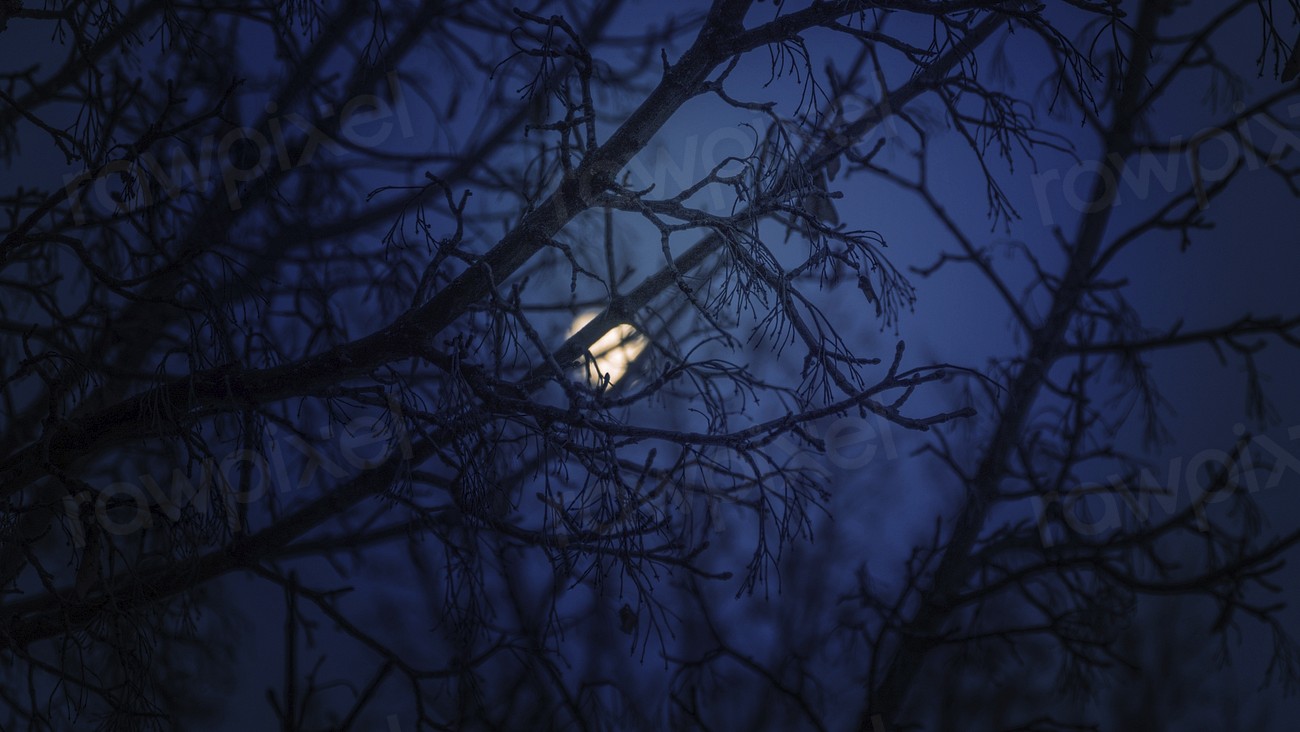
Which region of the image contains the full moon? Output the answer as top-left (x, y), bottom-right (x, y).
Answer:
top-left (567, 310), bottom-right (648, 386)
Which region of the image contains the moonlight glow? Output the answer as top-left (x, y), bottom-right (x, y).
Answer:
top-left (567, 311), bottom-right (648, 386)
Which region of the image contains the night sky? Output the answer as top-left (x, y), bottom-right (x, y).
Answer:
top-left (3, 1), bottom-right (1300, 729)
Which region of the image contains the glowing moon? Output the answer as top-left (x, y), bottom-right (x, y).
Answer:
top-left (567, 311), bottom-right (648, 386)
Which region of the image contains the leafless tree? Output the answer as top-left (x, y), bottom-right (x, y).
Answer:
top-left (3, 0), bottom-right (1300, 730)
